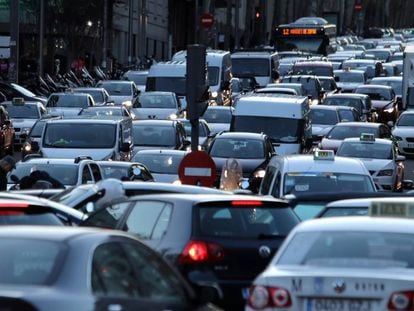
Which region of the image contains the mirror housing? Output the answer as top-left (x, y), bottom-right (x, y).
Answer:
top-left (30, 141), bottom-right (39, 152)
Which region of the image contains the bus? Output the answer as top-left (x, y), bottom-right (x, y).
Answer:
top-left (274, 17), bottom-right (337, 56)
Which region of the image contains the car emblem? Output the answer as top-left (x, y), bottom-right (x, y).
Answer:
top-left (332, 279), bottom-right (346, 294)
top-left (258, 245), bottom-right (271, 258)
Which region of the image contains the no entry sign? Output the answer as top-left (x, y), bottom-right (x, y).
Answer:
top-left (178, 151), bottom-right (217, 187)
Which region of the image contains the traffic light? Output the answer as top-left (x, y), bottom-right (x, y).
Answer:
top-left (255, 7), bottom-right (261, 20)
top-left (186, 44), bottom-right (209, 120)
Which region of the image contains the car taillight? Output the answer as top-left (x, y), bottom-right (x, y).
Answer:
top-left (179, 240), bottom-right (224, 264)
top-left (388, 291), bottom-right (414, 310)
top-left (231, 200), bottom-right (263, 206)
top-left (247, 285), bottom-right (292, 309)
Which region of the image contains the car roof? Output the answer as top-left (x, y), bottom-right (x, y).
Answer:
top-left (342, 137), bottom-right (392, 145)
top-left (134, 149), bottom-right (188, 156)
top-left (46, 116), bottom-right (125, 123)
top-left (332, 122), bottom-right (382, 128)
top-left (311, 105), bottom-right (352, 111)
top-left (295, 216), bottom-right (414, 234)
top-left (121, 181), bottom-right (229, 194)
top-left (72, 87), bottom-right (106, 91)
top-left (215, 132), bottom-right (267, 139)
top-left (206, 105), bottom-right (234, 111)
top-left (48, 93), bottom-right (90, 97)
top-left (271, 154), bottom-right (368, 174)
top-left (293, 61), bottom-right (332, 67)
top-left (370, 76), bottom-right (402, 81)
top-left (18, 157), bottom-right (91, 165)
top-left (2, 101), bottom-right (43, 106)
top-left (356, 84), bottom-right (393, 90)
top-left (139, 91), bottom-right (175, 96)
top-left (326, 93), bottom-right (369, 99)
top-left (97, 80), bottom-right (134, 85)
top-left (132, 119), bottom-right (178, 126)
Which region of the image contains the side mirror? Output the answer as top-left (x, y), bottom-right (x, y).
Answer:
top-left (31, 141), bottom-right (39, 152)
top-left (334, 76), bottom-right (340, 82)
top-left (119, 142), bottom-right (131, 152)
top-left (403, 179), bottom-right (414, 190)
top-left (183, 139), bottom-right (191, 147)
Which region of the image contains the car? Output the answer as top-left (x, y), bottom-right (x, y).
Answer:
top-left (71, 87), bottom-right (111, 105)
top-left (310, 105), bottom-right (361, 143)
top-left (177, 118), bottom-right (213, 149)
top-left (336, 134), bottom-right (405, 191)
top-left (8, 156), bottom-right (103, 190)
top-left (366, 47), bottom-right (393, 62)
top-left (0, 226), bottom-right (218, 310)
top-left (201, 105), bottom-right (234, 135)
top-left (78, 105), bottom-right (134, 118)
top-left (132, 119), bottom-right (189, 152)
top-left (96, 160), bottom-right (154, 182)
top-left (81, 194), bottom-right (300, 310)
top-left (279, 75), bottom-right (324, 105)
top-left (207, 132), bottom-right (276, 193)
top-left (259, 149), bottom-right (377, 198)
top-left (95, 80), bottom-right (140, 107)
top-left (368, 76), bottom-right (402, 97)
top-left (246, 203), bottom-right (414, 311)
top-left (323, 93), bottom-right (375, 122)
top-left (1, 99), bottom-right (47, 147)
top-left (122, 69), bottom-right (148, 93)
top-left (354, 84), bottom-right (398, 124)
top-left (320, 122), bottom-right (392, 153)
top-left (133, 149), bottom-right (187, 183)
top-left (391, 110), bottom-right (414, 156)
top-left (266, 83), bottom-right (306, 96)
top-left (341, 59), bottom-right (383, 80)
top-left (132, 91), bottom-right (183, 120)
top-left (0, 104), bottom-right (14, 156)
top-left (46, 92), bottom-right (95, 116)
top-left (333, 68), bottom-right (367, 92)
top-left (317, 76), bottom-right (340, 95)
top-left (290, 61), bottom-right (334, 77)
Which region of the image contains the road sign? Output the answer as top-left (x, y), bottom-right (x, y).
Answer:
top-left (200, 13), bottom-right (214, 29)
top-left (178, 151), bottom-right (217, 187)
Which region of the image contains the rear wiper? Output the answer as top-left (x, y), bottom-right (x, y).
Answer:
top-left (257, 233), bottom-right (285, 239)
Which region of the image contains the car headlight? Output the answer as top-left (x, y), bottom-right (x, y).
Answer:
top-left (122, 100), bottom-right (132, 107)
top-left (168, 113), bottom-right (177, 120)
top-left (394, 136), bottom-right (403, 141)
top-left (378, 169), bottom-right (393, 176)
top-left (211, 91), bottom-right (218, 98)
top-left (22, 143), bottom-right (31, 152)
top-left (253, 169), bottom-right (266, 179)
top-left (21, 127), bottom-right (31, 135)
top-left (311, 99), bottom-right (319, 105)
top-left (384, 107), bottom-right (394, 113)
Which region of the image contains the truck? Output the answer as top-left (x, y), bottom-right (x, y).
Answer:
top-left (402, 45), bottom-right (414, 110)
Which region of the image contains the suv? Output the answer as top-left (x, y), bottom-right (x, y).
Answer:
top-left (8, 156), bottom-right (103, 189)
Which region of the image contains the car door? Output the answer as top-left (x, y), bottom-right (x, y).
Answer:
top-left (92, 239), bottom-right (197, 311)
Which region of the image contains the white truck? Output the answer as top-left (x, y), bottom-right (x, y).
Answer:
top-left (402, 45), bottom-right (414, 110)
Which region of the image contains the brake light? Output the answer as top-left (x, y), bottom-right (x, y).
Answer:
top-left (179, 240), bottom-right (224, 264)
top-left (247, 285), bottom-right (292, 309)
top-left (0, 211), bottom-right (24, 215)
top-left (231, 200), bottom-right (263, 206)
top-left (0, 202), bottom-right (29, 208)
top-left (388, 291), bottom-right (414, 310)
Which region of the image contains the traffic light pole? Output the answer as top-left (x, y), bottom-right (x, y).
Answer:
top-left (190, 119), bottom-right (199, 152)
top-left (9, 0), bottom-right (19, 83)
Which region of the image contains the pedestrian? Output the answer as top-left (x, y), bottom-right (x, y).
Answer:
top-left (0, 155), bottom-right (16, 191)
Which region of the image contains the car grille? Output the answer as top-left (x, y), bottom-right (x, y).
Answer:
top-left (406, 137), bottom-right (414, 143)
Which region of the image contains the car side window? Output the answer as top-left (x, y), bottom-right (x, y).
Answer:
top-left (82, 166), bottom-right (93, 184)
top-left (271, 171), bottom-right (281, 198)
top-left (261, 166), bottom-right (276, 195)
top-left (123, 201), bottom-right (173, 240)
top-left (90, 164), bottom-right (102, 181)
top-left (92, 242), bottom-right (140, 297)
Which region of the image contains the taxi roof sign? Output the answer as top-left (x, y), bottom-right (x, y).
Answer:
top-left (369, 202), bottom-right (414, 218)
top-left (12, 97), bottom-right (24, 105)
top-left (360, 133), bottom-right (375, 142)
top-left (313, 149), bottom-right (335, 161)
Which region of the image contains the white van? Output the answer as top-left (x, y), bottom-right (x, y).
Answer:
top-left (36, 116), bottom-right (133, 161)
top-left (146, 61), bottom-right (187, 109)
top-left (230, 93), bottom-right (312, 155)
top-left (231, 50), bottom-right (280, 87)
top-left (172, 49), bottom-right (232, 106)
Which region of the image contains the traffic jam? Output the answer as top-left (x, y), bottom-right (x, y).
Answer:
top-left (1, 15), bottom-right (414, 311)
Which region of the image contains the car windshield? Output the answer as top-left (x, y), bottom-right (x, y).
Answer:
top-left (47, 95), bottom-right (89, 108)
top-left (202, 108), bottom-right (232, 123)
top-left (283, 172), bottom-right (375, 195)
top-left (133, 125), bottom-right (175, 147)
top-left (8, 164), bottom-right (79, 186)
top-left (324, 98), bottom-right (364, 114)
top-left (337, 142), bottom-right (393, 159)
top-left (73, 90), bottom-right (104, 103)
top-left (231, 58), bottom-right (270, 77)
top-left (29, 120), bottom-right (46, 138)
top-left (137, 94), bottom-right (176, 109)
top-left (4, 104), bottom-right (40, 119)
top-left (334, 71), bottom-right (365, 83)
top-left (125, 73), bottom-right (147, 85)
top-left (232, 116), bottom-right (303, 143)
top-left (99, 165), bottom-right (130, 180)
top-left (208, 66), bottom-right (219, 86)
top-left (97, 82), bottom-right (132, 96)
top-left (327, 126), bottom-right (378, 140)
top-left (134, 153), bottom-right (184, 174)
top-left (338, 109), bottom-right (357, 121)
top-left (397, 114), bottom-right (414, 126)
top-left (43, 123), bottom-right (116, 148)
top-left (210, 138), bottom-right (264, 159)
top-left (311, 109), bottom-right (338, 125)
top-left (370, 80), bottom-right (402, 95)
top-left (320, 207), bottom-right (368, 217)
top-left (146, 77), bottom-right (186, 96)
top-left (0, 238), bottom-right (63, 285)
top-left (292, 65), bottom-right (332, 76)
top-left (197, 206), bottom-right (299, 238)
top-left (280, 77), bottom-right (319, 98)
top-left (181, 121), bottom-right (207, 137)
top-left (356, 88), bottom-right (392, 100)
top-left (277, 231), bottom-right (414, 268)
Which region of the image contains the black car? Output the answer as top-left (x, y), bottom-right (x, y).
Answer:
top-left (0, 226), bottom-right (219, 311)
top-left (206, 132), bottom-right (275, 192)
top-left (81, 194), bottom-right (300, 310)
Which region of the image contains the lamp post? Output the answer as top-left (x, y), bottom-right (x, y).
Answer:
top-left (10, 0), bottom-right (19, 83)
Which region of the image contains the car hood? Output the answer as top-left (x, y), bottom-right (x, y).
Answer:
top-left (133, 146), bottom-right (176, 152)
top-left (371, 99), bottom-right (393, 109)
top-left (392, 127), bottom-right (414, 137)
top-left (132, 108), bottom-right (177, 120)
top-left (312, 125), bottom-right (334, 136)
top-left (359, 158), bottom-right (394, 171)
top-left (41, 148), bottom-right (114, 160)
top-left (10, 119), bottom-right (37, 128)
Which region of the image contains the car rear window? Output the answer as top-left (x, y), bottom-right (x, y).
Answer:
top-left (0, 238), bottom-right (63, 285)
top-left (196, 203), bottom-right (299, 238)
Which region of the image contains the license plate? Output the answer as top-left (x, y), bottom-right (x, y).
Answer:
top-left (305, 298), bottom-right (373, 311)
top-left (241, 287), bottom-right (249, 300)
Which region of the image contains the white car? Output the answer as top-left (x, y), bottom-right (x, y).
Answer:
top-left (246, 201), bottom-right (414, 311)
top-left (392, 110), bottom-right (414, 155)
top-left (336, 134), bottom-right (405, 191)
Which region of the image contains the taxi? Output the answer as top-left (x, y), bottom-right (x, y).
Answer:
top-left (259, 149), bottom-right (376, 198)
top-left (246, 202), bottom-right (414, 311)
top-left (336, 133), bottom-right (405, 191)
